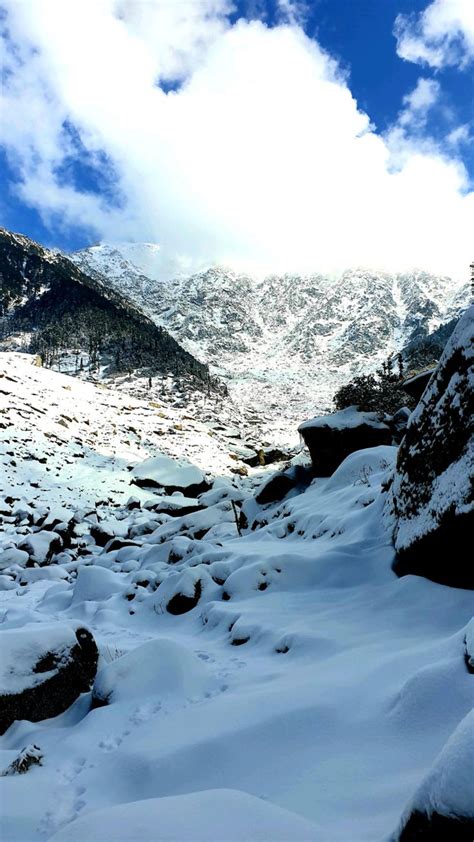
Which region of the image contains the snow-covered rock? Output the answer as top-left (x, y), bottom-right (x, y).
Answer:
top-left (16, 531), bottom-right (62, 565)
top-left (390, 305), bottom-right (474, 588)
top-left (92, 638), bottom-right (215, 707)
top-left (298, 406), bottom-right (392, 476)
top-left (132, 454), bottom-right (210, 495)
top-left (392, 708), bottom-right (474, 841)
top-left (0, 625), bottom-right (98, 734)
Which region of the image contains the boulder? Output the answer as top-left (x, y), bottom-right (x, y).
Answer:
top-left (0, 625), bottom-right (98, 734)
top-left (91, 638), bottom-right (214, 708)
top-left (389, 306), bottom-right (474, 588)
top-left (402, 367), bottom-right (437, 401)
top-left (391, 709), bottom-right (474, 841)
top-left (256, 465), bottom-right (314, 505)
top-left (131, 454), bottom-right (210, 496)
top-left (148, 495), bottom-right (205, 518)
top-left (16, 531), bottom-right (62, 565)
top-left (240, 445), bottom-right (292, 468)
top-left (167, 580), bottom-right (202, 615)
top-left (389, 407), bottom-right (411, 444)
top-left (298, 406), bottom-right (392, 476)
top-left (89, 517), bottom-right (129, 547)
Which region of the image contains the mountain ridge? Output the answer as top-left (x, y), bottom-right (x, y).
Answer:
top-left (0, 228), bottom-right (220, 392)
top-left (72, 242), bottom-right (470, 427)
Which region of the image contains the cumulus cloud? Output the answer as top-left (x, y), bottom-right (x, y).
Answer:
top-left (0, 0), bottom-right (473, 280)
top-left (395, 0), bottom-right (474, 68)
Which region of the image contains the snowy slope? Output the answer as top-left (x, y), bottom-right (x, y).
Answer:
top-left (72, 244), bottom-right (470, 428)
top-left (0, 352), bottom-right (472, 842)
top-left (0, 352), bottom-right (272, 516)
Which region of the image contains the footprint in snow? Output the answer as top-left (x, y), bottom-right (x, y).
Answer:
top-left (196, 650), bottom-right (216, 663)
top-left (98, 734), bottom-right (124, 752)
top-left (129, 702), bottom-right (162, 726)
top-left (37, 781), bottom-right (87, 838)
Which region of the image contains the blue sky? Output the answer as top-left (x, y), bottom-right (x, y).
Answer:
top-left (0, 0), bottom-right (472, 277)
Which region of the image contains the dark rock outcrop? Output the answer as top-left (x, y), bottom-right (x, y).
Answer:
top-left (389, 306), bottom-right (474, 589)
top-left (298, 407), bottom-right (392, 476)
top-left (0, 626), bottom-right (98, 734)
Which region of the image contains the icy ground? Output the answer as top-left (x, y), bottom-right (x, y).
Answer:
top-left (0, 354), bottom-right (473, 841)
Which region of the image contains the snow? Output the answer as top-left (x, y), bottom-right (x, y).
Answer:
top-left (48, 789), bottom-right (323, 842)
top-left (132, 454), bottom-right (206, 490)
top-left (0, 352), bottom-right (473, 842)
top-left (298, 406), bottom-right (388, 432)
top-left (0, 351), bottom-right (258, 522)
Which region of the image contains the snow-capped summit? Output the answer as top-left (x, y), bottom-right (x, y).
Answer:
top-left (74, 242), bottom-right (210, 285)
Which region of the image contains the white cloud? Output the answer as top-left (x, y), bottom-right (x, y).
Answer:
top-left (395, 0), bottom-right (474, 68)
top-left (0, 0), bottom-right (473, 281)
top-left (446, 123), bottom-right (472, 146)
top-left (398, 77), bottom-right (440, 128)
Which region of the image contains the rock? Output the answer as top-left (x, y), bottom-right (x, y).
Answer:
top-left (389, 306), bottom-right (474, 588)
top-left (131, 454), bottom-right (210, 496)
top-left (230, 465), bottom-right (248, 477)
top-left (240, 445), bottom-right (291, 468)
top-left (16, 531), bottom-right (63, 565)
top-left (298, 406), bottom-right (392, 476)
top-left (391, 709), bottom-right (474, 841)
top-left (256, 465), bottom-right (313, 505)
top-left (102, 538), bottom-right (140, 554)
top-left (89, 517), bottom-right (129, 547)
top-left (402, 367), bottom-right (437, 401)
top-left (148, 495), bottom-right (205, 518)
top-left (389, 407), bottom-right (411, 444)
top-left (1, 745), bottom-right (43, 776)
top-left (167, 580), bottom-right (202, 615)
top-left (0, 625), bottom-right (98, 734)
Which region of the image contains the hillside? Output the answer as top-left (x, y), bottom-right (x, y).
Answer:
top-left (0, 229), bottom-right (217, 392)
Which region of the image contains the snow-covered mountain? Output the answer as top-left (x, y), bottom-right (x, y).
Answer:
top-left (72, 243), bottom-right (470, 428)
